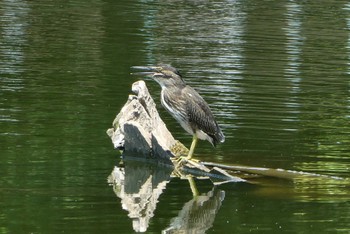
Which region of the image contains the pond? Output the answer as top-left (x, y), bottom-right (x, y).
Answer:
top-left (1, 0), bottom-right (349, 233)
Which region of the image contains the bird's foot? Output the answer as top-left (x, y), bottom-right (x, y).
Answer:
top-left (174, 156), bottom-right (187, 169)
top-left (173, 156), bottom-right (212, 174)
top-left (174, 156), bottom-right (201, 169)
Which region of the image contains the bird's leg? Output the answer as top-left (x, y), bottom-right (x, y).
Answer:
top-left (187, 134), bottom-right (198, 160)
top-left (174, 135), bottom-right (199, 168)
top-left (187, 176), bottom-right (199, 197)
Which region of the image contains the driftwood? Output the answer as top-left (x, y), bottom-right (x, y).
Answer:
top-left (107, 81), bottom-right (345, 184)
top-left (106, 81), bottom-right (188, 163)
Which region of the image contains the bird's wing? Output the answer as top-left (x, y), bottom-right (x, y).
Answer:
top-left (182, 86), bottom-right (224, 145)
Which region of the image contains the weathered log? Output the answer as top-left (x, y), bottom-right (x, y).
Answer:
top-left (106, 80), bottom-right (188, 164)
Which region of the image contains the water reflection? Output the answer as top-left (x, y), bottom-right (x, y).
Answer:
top-left (107, 157), bottom-right (350, 233)
top-left (0, 0), bottom-right (28, 82)
top-left (108, 161), bottom-right (172, 232)
top-left (163, 184), bottom-right (224, 234)
top-left (108, 160), bottom-right (225, 233)
top-left (284, 0), bottom-right (302, 119)
top-left (293, 176), bottom-right (350, 203)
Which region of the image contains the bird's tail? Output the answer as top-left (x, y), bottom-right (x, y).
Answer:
top-left (212, 128), bottom-right (225, 147)
top-left (217, 129), bottom-right (225, 144)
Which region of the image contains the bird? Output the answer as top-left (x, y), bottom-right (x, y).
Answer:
top-left (131, 64), bottom-right (225, 161)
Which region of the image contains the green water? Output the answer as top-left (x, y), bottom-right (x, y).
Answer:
top-left (1, 0), bottom-right (349, 233)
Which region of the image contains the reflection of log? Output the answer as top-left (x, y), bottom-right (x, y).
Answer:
top-left (108, 162), bottom-right (172, 232)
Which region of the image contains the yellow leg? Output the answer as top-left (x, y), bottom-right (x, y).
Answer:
top-left (187, 135), bottom-right (198, 160)
top-left (187, 176), bottom-right (199, 197)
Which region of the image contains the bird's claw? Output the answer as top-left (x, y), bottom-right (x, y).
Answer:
top-left (174, 156), bottom-right (187, 170)
top-left (174, 156), bottom-right (201, 169)
top-left (176, 156), bottom-right (187, 163)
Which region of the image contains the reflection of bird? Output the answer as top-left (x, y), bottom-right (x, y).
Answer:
top-left (131, 65), bottom-right (225, 160)
top-left (162, 185), bottom-right (225, 234)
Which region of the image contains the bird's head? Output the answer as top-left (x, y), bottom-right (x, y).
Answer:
top-left (131, 64), bottom-right (186, 89)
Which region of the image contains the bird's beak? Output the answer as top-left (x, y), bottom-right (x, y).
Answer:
top-left (130, 66), bottom-right (161, 78)
top-left (131, 66), bottom-right (158, 71)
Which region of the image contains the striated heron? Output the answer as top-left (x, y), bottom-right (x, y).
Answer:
top-left (131, 64), bottom-right (225, 160)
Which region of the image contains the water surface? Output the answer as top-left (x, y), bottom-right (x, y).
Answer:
top-left (1, 0), bottom-right (349, 233)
